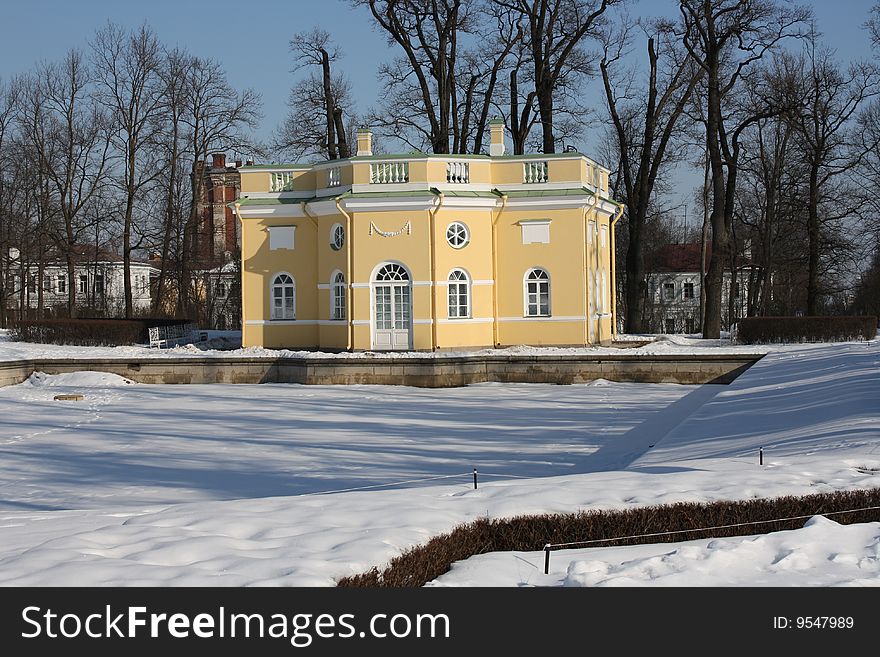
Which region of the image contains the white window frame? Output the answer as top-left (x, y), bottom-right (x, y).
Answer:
top-left (663, 282), bottom-right (675, 301)
top-left (523, 268), bottom-right (551, 317)
top-left (330, 223), bottom-right (345, 251)
top-left (56, 274), bottom-right (66, 294)
top-left (683, 281), bottom-right (695, 300)
top-left (445, 221), bottom-right (470, 249)
top-left (270, 272), bottom-right (296, 320)
top-left (519, 219), bottom-right (551, 245)
top-left (78, 275), bottom-right (88, 295)
top-left (331, 270), bottom-right (346, 320)
top-left (268, 226), bottom-right (296, 251)
top-left (447, 268), bottom-right (471, 319)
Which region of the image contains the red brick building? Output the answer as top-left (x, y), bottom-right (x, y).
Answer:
top-left (194, 153), bottom-right (244, 267)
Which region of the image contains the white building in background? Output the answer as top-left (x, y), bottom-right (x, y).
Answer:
top-left (646, 243), bottom-right (757, 334)
top-left (4, 245), bottom-right (158, 319)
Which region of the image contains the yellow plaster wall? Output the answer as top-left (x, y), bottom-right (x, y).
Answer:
top-left (240, 171), bottom-right (270, 194)
top-left (547, 159), bottom-right (583, 183)
top-left (491, 161), bottom-right (526, 185)
top-left (239, 151), bottom-right (618, 351)
top-left (240, 214), bottom-right (319, 348)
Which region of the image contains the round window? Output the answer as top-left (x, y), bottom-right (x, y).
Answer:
top-left (331, 223), bottom-right (345, 250)
top-left (446, 222), bottom-right (469, 249)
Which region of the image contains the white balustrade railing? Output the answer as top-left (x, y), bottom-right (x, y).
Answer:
top-left (328, 166), bottom-right (341, 187)
top-left (270, 171), bottom-right (294, 192)
top-left (523, 161), bottom-right (549, 183)
top-left (370, 161), bottom-right (409, 184)
top-left (446, 160), bottom-right (470, 184)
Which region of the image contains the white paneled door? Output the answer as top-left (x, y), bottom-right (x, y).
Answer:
top-left (372, 264), bottom-right (412, 350)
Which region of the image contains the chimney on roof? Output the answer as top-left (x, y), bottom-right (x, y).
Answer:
top-left (489, 117), bottom-right (506, 157)
top-left (245, 159), bottom-right (254, 166)
top-left (356, 127), bottom-right (373, 157)
top-left (235, 159), bottom-right (243, 168)
top-left (212, 153), bottom-right (226, 168)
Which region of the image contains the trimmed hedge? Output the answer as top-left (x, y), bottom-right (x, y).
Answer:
top-left (337, 488), bottom-right (880, 587)
top-left (10, 318), bottom-right (192, 346)
top-left (735, 315), bottom-right (877, 344)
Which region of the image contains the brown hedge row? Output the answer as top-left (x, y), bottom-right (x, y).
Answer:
top-left (337, 487), bottom-right (880, 587)
top-left (10, 318), bottom-right (191, 346)
top-left (735, 315), bottom-right (877, 344)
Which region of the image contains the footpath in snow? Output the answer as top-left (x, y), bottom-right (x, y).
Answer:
top-left (0, 337), bottom-right (876, 585)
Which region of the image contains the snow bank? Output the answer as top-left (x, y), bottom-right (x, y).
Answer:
top-left (0, 327), bottom-right (767, 362)
top-left (562, 516), bottom-right (880, 587)
top-left (430, 516), bottom-right (880, 587)
top-left (23, 371), bottom-right (135, 388)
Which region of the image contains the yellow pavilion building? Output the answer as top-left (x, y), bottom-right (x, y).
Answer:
top-left (235, 120), bottom-right (622, 351)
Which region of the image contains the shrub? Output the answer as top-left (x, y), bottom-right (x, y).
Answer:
top-left (735, 316), bottom-right (877, 344)
top-left (10, 318), bottom-right (192, 346)
top-left (337, 488), bottom-right (880, 587)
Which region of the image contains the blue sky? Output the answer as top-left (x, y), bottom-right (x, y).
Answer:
top-left (1, 0), bottom-right (877, 177)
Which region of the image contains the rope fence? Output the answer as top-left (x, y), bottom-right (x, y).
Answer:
top-left (541, 504), bottom-right (880, 574)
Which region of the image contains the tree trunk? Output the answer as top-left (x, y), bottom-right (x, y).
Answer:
top-left (181, 162), bottom-right (203, 318)
top-left (66, 253), bottom-right (76, 319)
top-left (333, 107), bottom-right (349, 158)
top-left (806, 162), bottom-right (820, 315)
top-left (154, 117), bottom-right (179, 315)
top-left (537, 84), bottom-right (555, 153)
top-left (320, 48), bottom-right (338, 160)
top-left (624, 209), bottom-right (646, 333)
top-left (64, 216), bottom-right (77, 319)
top-left (123, 191), bottom-right (134, 319)
top-left (702, 66), bottom-right (728, 339)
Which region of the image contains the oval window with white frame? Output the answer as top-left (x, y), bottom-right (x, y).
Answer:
top-left (330, 223), bottom-right (345, 250)
top-left (446, 221), bottom-right (470, 249)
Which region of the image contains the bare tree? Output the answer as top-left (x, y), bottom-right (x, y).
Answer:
top-left (278, 29), bottom-right (353, 161)
top-left (356, 0), bottom-right (473, 154)
top-left (679, 0), bottom-right (809, 337)
top-left (0, 78), bottom-right (20, 327)
top-left (790, 37), bottom-right (879, 315)
top-left (457, 2), bottom-right (522, 153)
top-left (496, 0), bottom-right (619, 153)
top-left (600, 15), bottom-right (703, 333)
top-left (92, 23), bottom-right (165, 318)
top-left (734, 101), bottom-right (801, 317)
top-left (180, 56), bottom-right (260, 317)
top-left (27, 51), bottom-right (112, 318)
top-left (152, 48), bottom-right (188, 314)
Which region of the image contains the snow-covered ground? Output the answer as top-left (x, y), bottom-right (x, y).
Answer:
top-left (0, 328), bottom-right (765, 360)
top-left (0, 373), bottom-right (695, 510)
top-left (430, 516), bottom-right (880, 587)
top-left (0, 334), bottom-right (876, 586)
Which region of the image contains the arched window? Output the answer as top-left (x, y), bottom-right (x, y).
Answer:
top-left (330, 223), bottom-right (345, 251)
top-left (375, 263), bottom-right (410, 281)
top-left (271, 273), bottom-right (295, 320)
top-left (524, 268), bottom-right (550, 317)
top-left (447, 269), bottom-right (471, 318)
top-left (331, 271), bottom-right (346, 320)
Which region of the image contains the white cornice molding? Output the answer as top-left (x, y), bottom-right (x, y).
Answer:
top-left (238, 195), bottom-right (619, 217)
top-left (237, 206), bottom-right (307, 219)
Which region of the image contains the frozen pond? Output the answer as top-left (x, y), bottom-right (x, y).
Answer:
top-left (0, 372), bottom-right (700, 510)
